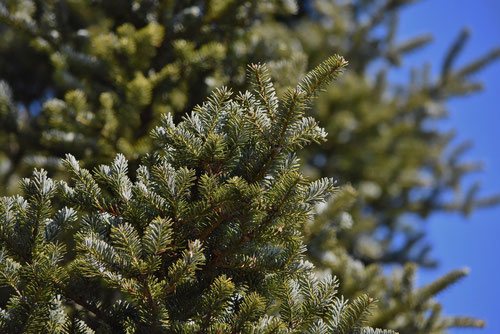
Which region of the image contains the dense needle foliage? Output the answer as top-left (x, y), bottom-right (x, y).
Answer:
top-left (0, 1), bottom-right (498, 333)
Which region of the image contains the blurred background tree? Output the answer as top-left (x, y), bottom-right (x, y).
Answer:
top-left (1, 0), bottom-right (498, 333)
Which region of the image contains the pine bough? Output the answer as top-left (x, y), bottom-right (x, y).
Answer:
top-left (0, 56), bottom-right (398, 333)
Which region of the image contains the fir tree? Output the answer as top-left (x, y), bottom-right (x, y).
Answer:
top-left (0, 56), bottom-right (398, 334)
top-left (1, 0), bottom-right (498, 265)
top-left (0, 1), bottom-right (497, 333)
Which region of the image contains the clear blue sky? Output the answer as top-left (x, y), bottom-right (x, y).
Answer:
top-left (397, 1), bottom-right (500, 333)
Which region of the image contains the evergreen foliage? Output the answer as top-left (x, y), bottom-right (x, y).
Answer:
top-left (296, 1), bottom-right (500, 267)
top-left (0, 59), bottom-right (398, 333)
top-left (0, 1), bottom-right (498, 333)
top-left (0, 0), bottom-right (298, 190)
top-left (1, 0), bottom-right (498, 266)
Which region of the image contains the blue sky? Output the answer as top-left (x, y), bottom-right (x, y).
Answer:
top-left (396, 1), bottom-right (500, 333)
